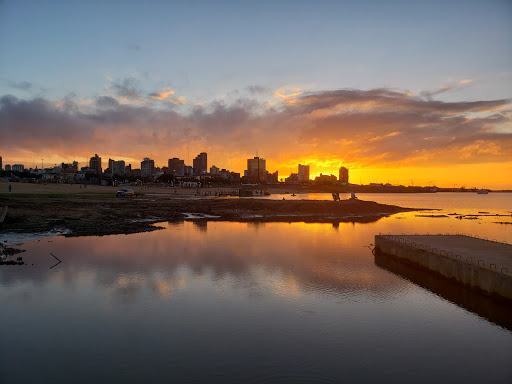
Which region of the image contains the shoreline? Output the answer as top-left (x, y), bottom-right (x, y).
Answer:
top-left (0, 184), bottom-right (419, 243)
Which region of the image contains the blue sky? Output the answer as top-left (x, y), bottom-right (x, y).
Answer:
top-left (1, 0), bottom-right (511, 187)
top-left (2, 0), bottom-right (511, 102)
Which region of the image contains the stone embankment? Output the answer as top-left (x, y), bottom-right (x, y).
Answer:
top-left (375, 234), bottom-right (512, 300)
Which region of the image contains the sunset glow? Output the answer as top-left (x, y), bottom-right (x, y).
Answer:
top-left (1, 1), bottom-right (511, 188)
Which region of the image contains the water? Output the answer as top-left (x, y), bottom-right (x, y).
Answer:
top-left (1, 193), bottom-right (511, 383)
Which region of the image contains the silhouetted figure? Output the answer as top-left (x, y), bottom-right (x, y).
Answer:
top-left (8, 184), bottom-right (11, 192)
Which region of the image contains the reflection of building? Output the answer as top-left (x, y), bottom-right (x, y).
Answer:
top-left (339, 166), bottom-right (349, 184)
top-left (193, 152), bottom-right (207, 175)
top-left (298, 164), bottom-right (310, 182)
top-left (246, 156), bottom-right (266, 182)
top-left (141, 157), bottom-right (155, 178)
top-left (89, 154), bottom-right (102, 174)
top-left (168, 158), bottom-right (185, 176)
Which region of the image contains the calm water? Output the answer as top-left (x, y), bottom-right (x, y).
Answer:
top-left (1, 193), bottom-right (511, 383)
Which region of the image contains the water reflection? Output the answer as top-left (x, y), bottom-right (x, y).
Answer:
top-left (374, 250), bottom-right (512, 331)
top-left (1, 219), bottom-right (512, 383)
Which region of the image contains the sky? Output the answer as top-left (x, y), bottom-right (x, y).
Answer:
top-left (1, 0), bottom-right (511, 188)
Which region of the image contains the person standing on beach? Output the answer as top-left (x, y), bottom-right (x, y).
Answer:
top-left (8, 184), bottom-right (11, 192)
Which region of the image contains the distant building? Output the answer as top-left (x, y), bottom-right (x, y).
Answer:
top-left (72, 161), bottom-right (79, 171)
top-left (246, 156), bottom-right (266, 182)
top-left (184, 165), bottom-right (193, 177)
top-left (12, 164), bottom-right (24, 172)
top-left (5, 164), bottom-right (11, 171)
top-left (89, 154), bottom-right (102, 174)
top-left (168, 158), bottom-right (185, 176)
top-left (315, 173), bottom-right (337, 183)
top-left (113, 160), bottom-right (126, 176)
top-left (285, 173), bottom-right (299, 183)
top-left (141, 157), bottom-right (155, 178)
top-left (339, 166), bottom-right (349, 184)
top-left (298, 164), bottom-right (310, 182)
top-left (210, 165), bottom-right (220, 175)
top-left (193, 152), bottom-right (207, 175)
top-left (108, 159), bottom-right (115, 174)
top-left (0, 156), bottom-right (2, 170)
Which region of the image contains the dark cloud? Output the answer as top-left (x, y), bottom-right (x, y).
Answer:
top-left (246, 85), bottom-right (271, 94)
top-left (0, 89), bottom-right (510, 169)
top-left (109, 77), bottom-right (141, 100)
top-left (6, 80), bottom-right (33, 91)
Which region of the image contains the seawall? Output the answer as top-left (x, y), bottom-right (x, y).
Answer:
top-left (374, 234), bottom-right (512, 300)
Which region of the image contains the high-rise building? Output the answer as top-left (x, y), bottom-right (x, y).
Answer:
top-left (193, 152), bottom-right (207, 175)
top-left (168, 158), bottom-right (185, 176)
top-left (12, 164), bottom-right (24, 172)
top-left (108, 158), bottom-right (115, 174)
top-left (89, 154), bottom-right (102, 174)
top-left (113, 160), bottom-right (126, 176)
top-left (339, 166), bottom-right (349, 184)
top-left (0, 156), bottom-right (2, 170)
top-left (5, 164), bottom-right (11, 171)
top-left (246, 156), bottom-right (266, 182)
top-left (298, 164), bottom-right (310, 182)
top-left (141, 157), bottom-right (155, 178)
top-left (72, 161), bottom-right (78, 171)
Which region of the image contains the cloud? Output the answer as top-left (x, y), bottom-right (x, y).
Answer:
top-left (274, 85), bottom-right (303, 99)
top-left (6, 80), bottom-right (33, 91)
top-left (128, 43), bottom-right (142, 51)
top-left (0, 88), bottom-right (510, 176)
top-left (107, 77), bottom-right (141, 100)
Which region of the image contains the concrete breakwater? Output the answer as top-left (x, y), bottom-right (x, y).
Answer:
top-left (374, 234), bottom-right (512, 300)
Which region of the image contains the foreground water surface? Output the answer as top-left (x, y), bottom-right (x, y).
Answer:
top-left (1, 193), bottom-right (511, 383)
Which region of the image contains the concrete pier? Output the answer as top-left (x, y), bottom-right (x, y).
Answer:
top-left (374, 234), bottom-right (512, 300)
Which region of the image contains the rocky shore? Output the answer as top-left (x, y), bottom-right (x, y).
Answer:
top-left (0, 190), bottom-right (417, 238)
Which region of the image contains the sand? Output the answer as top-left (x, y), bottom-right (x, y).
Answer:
top-left (0, 181), bottom-right (417, 237)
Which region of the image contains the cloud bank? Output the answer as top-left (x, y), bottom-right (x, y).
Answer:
top-left (1, 86), bottom-right (510, 179)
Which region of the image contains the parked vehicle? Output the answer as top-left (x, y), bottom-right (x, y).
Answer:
top-left (116, 188), bottom-right (135, 197)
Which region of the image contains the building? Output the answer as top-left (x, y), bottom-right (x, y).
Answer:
top-left (246, 156), bottom-right (266, 182)
top-left (315, 173), bottom-right (337, 183)
top-left (113, 160), bottom-right (126, 176)
top-left (298, 164), bottom-right (310, 182)
top-left (193, 152), bottom-right (207, 175)
top-left (285, 173), bottom-right (299, 183)
top-left (89, 154), bottom-right (102, 174)
top-left (168, 158), bottom-right (185, 176)
top-left (141, 157), bottom-right (155, 178)
top-left (12, 164), bottom-right (24, 172)
top-left (5, 164), bottom-right (11, 171)
top-left (0, 156), bottom-right (2, 170)
top-left (339, 166), bottom-right (349, 184)
top-left (210, 165), bottom-right (220, 175)
top-left (108, 159), bottom-right (115, 174)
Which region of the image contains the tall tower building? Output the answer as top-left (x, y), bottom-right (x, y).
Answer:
top-left (0, 156), bottom-right (2, 170)
top-left (89, 154), bottom-right (102, 174)
top-left (193, 152), bottom-right (207, 175)
top-left (339, 166), bottom-right (349, 184)
top-left (247, 157), bottom-right (266, 182)
top-left (298, 164), bottom-right (310, 182)
top-left (141, 157), bottom-right (155, 178)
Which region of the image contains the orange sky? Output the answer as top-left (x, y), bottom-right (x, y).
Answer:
top-left (1, 88), bottom-right (511, 189)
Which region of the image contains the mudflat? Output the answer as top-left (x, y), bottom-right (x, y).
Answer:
top-left (0, 182), bottom-right (416, 237)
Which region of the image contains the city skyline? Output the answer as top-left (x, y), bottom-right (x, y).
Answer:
top-left (1, 1), bottom-right (511, 188)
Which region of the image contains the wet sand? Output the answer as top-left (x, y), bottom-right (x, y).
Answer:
top-left (0, 182), bottom-right (417, 237)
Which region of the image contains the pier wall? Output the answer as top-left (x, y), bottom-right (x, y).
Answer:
top-left (375, 235), bottom-right (512, 300)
